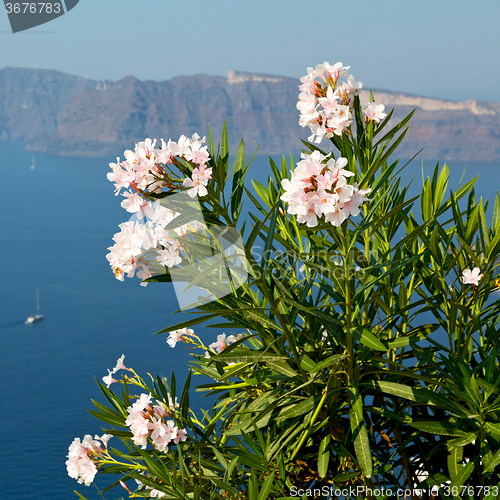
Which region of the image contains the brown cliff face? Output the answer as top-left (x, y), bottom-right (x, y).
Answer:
top-left (361, 90), bottom-right (500, 162)
top-left (25, 71), bottom-right (310, 158)
top-left (1, 67), bottom-right (499, 161)
top-left (0, 67), bottom-right (95, 142)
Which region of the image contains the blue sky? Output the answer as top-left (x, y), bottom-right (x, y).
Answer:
top-left (1, 0), bottom-right (499, 102)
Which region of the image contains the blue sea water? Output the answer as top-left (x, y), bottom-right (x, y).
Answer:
top-left (0, 142), bottom-right (499, 499)
top-left (0, 145), bottom-right (205, 500)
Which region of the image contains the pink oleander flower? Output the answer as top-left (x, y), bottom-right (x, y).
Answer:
top-left (98, 433), bottom-right (113, 447)
top-left (148, 487), bottom-right (166, 498)
top-left (107, 157), bottom-right (135, 195)
top-left (174, 428), bottom-right (188, 444)
top-left (167, 328), bottom-right (195, 348)
top-left (297, 206), bottom-right (319, 228)
top-left (66, 434), bottom-right (112, 486)
top-left (363, 102), bottom-right (387, 124)
top-left (119, 480), bottom-right (131, 493)
top-left (102, 369), bottom-right (119, 388)
top-left (183, 136), bottom-right (210, 165)
top-left (192, 164), bottom-right (213, 183)
top-left (157, 248), bottom-right (182, 268)
top-left (113, 354), bottom-right (129, 372)
top-left (136, 263), bottom-right (152, 286)
top-left (462, 267), bottom-right (483, 286)
top-left (321, 330), bottom-right (331, 347)
top-left (121, 191), bottom-right (146, 214)
top-left (183, 176), bottom-right (209, 197)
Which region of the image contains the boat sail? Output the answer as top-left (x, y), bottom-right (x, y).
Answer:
top-left (26, 290), bottom-right (43, 324)
top-left (30, 156), bottom-right (35, 170)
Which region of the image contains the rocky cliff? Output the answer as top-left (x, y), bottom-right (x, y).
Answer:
top-left (1, 67), bottom-right (499, 161)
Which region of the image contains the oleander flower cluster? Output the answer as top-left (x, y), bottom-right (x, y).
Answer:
top-left (298, 61), bottom-right (386, 143)
top-left (106, 133), bottom-right (212, 284)
top-left (167, 328), bottom-right (245, 362)
top-left (66, 434), bottom-right (112, 486)
top-left (106, 201), bottom-right (188, 284)
top-left (125, 393), bottom-right (187, 452)
top-left (107, 133), bottom-right (211, 199)
top-left (280, 150), bottom-right (370, 227)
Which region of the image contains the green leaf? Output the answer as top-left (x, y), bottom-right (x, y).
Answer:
top-left (262, 207), bottom-right (279, 275)
top-left (155, 312), bottom-right (221, 334)
top-left (449, 459), bottom-right (474, 488)
top-left (421, 177), bottom-right (433, 222)
top-left (368, 406), bottom-right (412, 423)
top-left (363, 380), bottom-right (472, 417)
top-left (211, 446), bottom-right (229, 469)
top-left (266, 360), bottom-right (299, 378)
top-left (349, 387), bottom-right (372, 478)
top-left (313, 354), bottom-right (346, 372)
top-left (433, 163), bottom-right (450, 212)
top-left (485, 422), bottom-right (500, 435)
top-left (278, 395), bottom-right (320, 420)
top-left (447, 432), bottom-right (477, 448)
top-left (353, 328), bottom-right (387, 351)
top-left (485, 222), bottom-right (500, 263)
top-left (318, 435), bottom-right (331, 478)
top-left (208, 123), bottom-right (215, 155)
top-left (484, 447), bottom-right (500, 473)
top-left (387, 324), bottom-right (439, 349)
top-left (143, 273), bottom-right (172, 283)
top-left (252, 180), bottom-right (271, 207)
top-left (299, 354), bottom-right (317, 372)
top-left (230, 139), bottom-right (247, 220)
top-left (410, 421), bottom-right (466, 437)
top-left (224, 457), bottom-right (239, 483)
top-left (257, 471), bottom-right (275, 500)
top-left (448, 445), bottom-right (464, 480)
top-left (481, 440), bottom-right (494, 473)
top-left (386, 335), bottom-right (425, 349)
top-left (73, 492), bottom-right (89, 500)
top-left (214, 349), bottom-right (289, 364)
top-left (492, 192), bottom-right (500, 229)
top-left (157, 304), bottom-right (278, 335)
top-left (374, 108), bottom-right (415, 143)
top-left (221, 121), bottom-right (229, 159)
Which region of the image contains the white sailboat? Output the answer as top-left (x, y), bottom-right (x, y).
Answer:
top-left (26, 290), bottom-right (44, 324)
top-left (30, 156), bottom-right (35, 170)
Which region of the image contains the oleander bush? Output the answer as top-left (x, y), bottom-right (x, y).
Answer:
top-left (68, 62), bottom-right (500, 500)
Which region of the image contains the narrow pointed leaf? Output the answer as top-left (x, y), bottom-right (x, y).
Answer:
top-left (349, 387), bottom-right (372, 477)
top-left (318, 435), bottom-right (331, 478)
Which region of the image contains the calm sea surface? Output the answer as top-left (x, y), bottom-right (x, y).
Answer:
top-left (0, 142), bottom-right (499, 499)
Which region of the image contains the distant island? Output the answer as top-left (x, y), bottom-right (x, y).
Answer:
top-left (0, 67), bottom-right (499, 161)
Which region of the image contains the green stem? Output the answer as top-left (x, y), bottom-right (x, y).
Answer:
top-left (290, 382), bottom-right (330, 461)
top-left (343, 224), bottom-right (354, 387)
